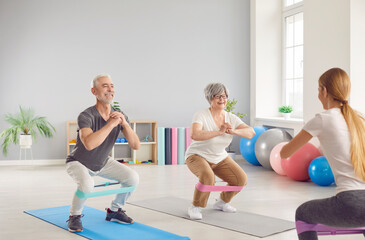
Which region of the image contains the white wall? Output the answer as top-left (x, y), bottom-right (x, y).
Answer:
top-left (303, 0), bottom-right (350, 122)
top-left (0, 0), bottom-right (250, 160)
top-left (251, 0), bottom-right (282, 120)
top-left (304, 0), bottom-right (365, 121)
top-left (350, 0), bottom-right (365, 114)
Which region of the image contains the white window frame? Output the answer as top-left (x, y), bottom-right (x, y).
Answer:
top-left (282, 0), bottom-right (303, 119)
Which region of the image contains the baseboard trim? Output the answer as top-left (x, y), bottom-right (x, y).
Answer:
top-left (0, 156), bottom-right (245, 166)
top-left (0, 159), bottom-right (65, 166)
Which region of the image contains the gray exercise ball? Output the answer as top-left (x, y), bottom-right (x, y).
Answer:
top-left (254, 128), bottom-right (293, 170)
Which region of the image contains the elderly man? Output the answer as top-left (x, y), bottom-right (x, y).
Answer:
top-left (66, 74), bottom-right (140, 232)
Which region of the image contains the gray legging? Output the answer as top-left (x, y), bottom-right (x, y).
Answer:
top-left (296, 190), bottom-right (365, 240)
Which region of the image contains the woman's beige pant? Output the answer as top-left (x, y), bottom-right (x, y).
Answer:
top-left (186, 154), bottom-right (247, 208)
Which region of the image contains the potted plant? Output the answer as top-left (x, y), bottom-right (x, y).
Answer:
top-left (0, 106), bottom-right (56, 156)
top-left (279, 105), bottom-right (293, 119)
top-left (112, 101), bottom-right (121, 112)
top-left (224, 98), bottom-right (246, 159)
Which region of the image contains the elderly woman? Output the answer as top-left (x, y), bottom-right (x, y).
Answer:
top-left (185, 83), bottom-right (255, 220)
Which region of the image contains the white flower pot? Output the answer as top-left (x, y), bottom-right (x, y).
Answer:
top-left (19, 134), bottom-right (32, 149)
top-left (282, 113), bottom-right (291, 120)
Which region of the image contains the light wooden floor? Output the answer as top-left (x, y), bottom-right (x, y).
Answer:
top-left (0, 159), bottom-right (363, 240)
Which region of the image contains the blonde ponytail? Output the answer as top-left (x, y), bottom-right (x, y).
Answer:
top-left (342, 104), bottom-right (365, 181)
top-left (319, 68), bottom-right (365, 181)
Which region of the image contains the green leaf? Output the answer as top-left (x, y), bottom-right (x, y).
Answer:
top-left (112, 101), bottom-right (121, 112)
top-left (225, 98), bottom-right (246, 120)
top-left (278, 105), bottom-right (293, 113)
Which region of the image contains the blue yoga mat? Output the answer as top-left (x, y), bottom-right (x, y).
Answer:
top-left (157, 127), bottom-right (165, 165)
top-left (177, 127), bottom-right (185, 165)
top-left (24, 205), bottom-right (190, 240)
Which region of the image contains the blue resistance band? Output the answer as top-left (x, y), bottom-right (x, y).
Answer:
top-left (76, 181), bottom-right (137, 199)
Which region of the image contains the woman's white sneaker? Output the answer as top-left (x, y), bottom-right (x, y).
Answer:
top-left (213, 198), bottom-right (237, 213)
top-left (188, 206), bottom-right (202, 220)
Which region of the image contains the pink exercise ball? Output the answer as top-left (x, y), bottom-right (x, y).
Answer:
top-left (281, 143), bottom-right (321, 181)
top-left (270, 142), bottom-right (288, 176)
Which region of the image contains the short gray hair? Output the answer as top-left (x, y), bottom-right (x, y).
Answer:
top-left (204, 83), bottom-right (229, 103)
top-left (91, 74), bottom-right (111, 88)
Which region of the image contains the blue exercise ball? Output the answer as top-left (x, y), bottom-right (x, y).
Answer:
top-left (240, 126), bottom-right (267, 166)
top-left (308, 156), bottom-right (335, 186)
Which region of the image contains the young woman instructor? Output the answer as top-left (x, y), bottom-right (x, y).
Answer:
top-left (280, 68), bottom-right (365, 240)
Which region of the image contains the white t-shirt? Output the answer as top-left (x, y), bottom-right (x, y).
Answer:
top-left (185, 108), bottom-right (244, 164)
top-left (303, 108), bottom-right (365, 193)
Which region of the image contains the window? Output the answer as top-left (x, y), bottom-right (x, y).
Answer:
top-left (283, 0), bottom-right (303, 118)
top-left (284, 0), bottom-right (302, 8)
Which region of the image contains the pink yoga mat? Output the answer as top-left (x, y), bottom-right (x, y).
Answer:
top-left (171, 128), bottom-right (177, 165)
top-left (185, 127), bottom-right (192, 149)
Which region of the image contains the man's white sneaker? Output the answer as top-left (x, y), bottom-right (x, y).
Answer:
top-left (213, 198), bottom-right (237, 213)
top-left (188, 206), bottom-right (202, 220)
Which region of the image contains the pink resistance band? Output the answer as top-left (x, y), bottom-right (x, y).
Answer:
top-left (195, 181), bottom-right (243, 192)
top-left (296, 221), bottom-right (365, 236)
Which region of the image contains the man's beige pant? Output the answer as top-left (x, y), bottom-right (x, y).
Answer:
top-left (186, 154), bottom-right (247, 208)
